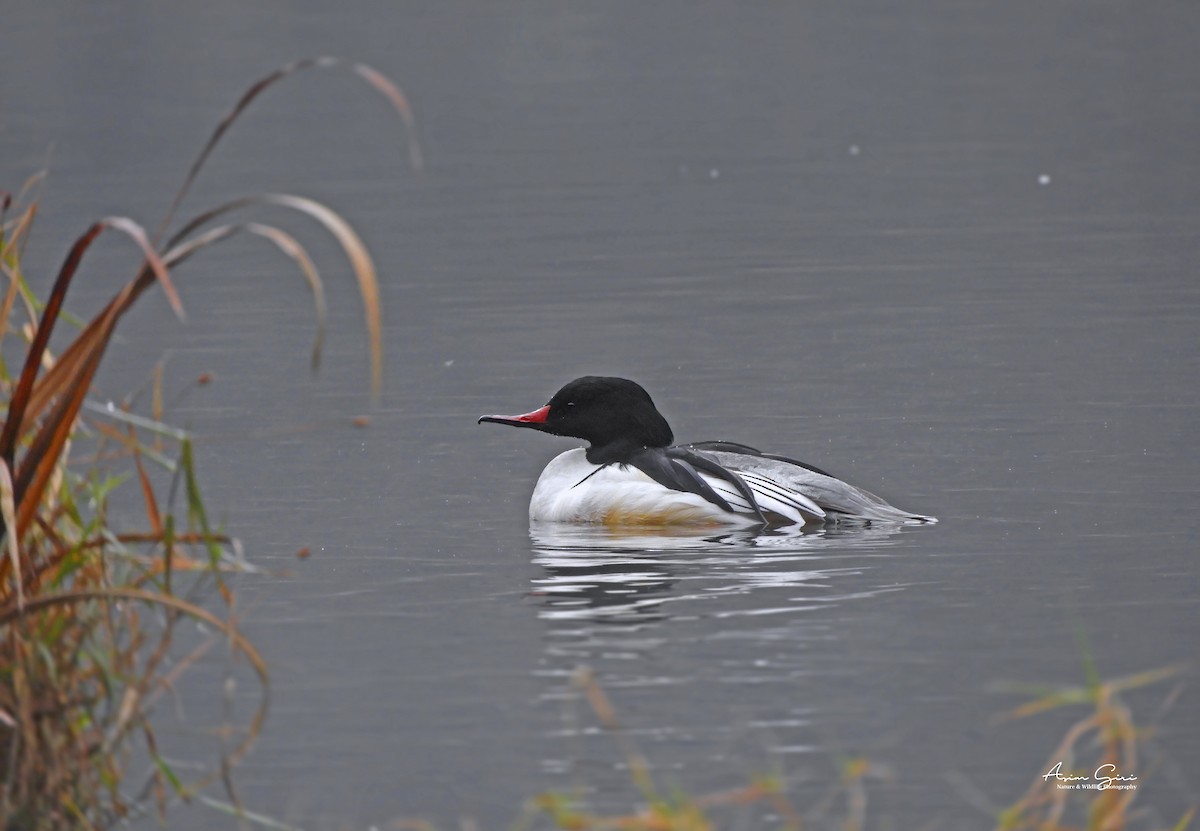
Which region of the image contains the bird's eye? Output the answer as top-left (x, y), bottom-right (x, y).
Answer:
top-left (566, 401), bottom-right (576, 407)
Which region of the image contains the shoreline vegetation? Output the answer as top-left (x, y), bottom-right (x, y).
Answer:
top-left (506, 663), bottom-right (1191, 831)
top-left (0, 58), bottom-right (419, 828)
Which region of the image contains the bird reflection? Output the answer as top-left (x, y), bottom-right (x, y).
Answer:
top-left (531, 556), bottom-right (675, 625)
top-left (527, 521), bottom-right (907, 627)
top-left (527, 520), bottom-right (924, 795)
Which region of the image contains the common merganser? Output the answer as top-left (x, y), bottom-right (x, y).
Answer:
top-left (479, 376), bottom-right (936, 528)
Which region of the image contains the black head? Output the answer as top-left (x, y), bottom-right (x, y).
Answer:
top-left (478, 376), bottom-right (674, 463)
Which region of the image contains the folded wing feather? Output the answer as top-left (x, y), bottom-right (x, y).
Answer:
top-left (687, 442), bottom-right (935, 524)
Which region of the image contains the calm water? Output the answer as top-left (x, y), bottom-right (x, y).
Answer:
top-left (2, 2), bottom-right (1198, 828)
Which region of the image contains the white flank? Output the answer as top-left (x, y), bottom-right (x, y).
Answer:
top-left (528, 449), bottom-right (824, 527)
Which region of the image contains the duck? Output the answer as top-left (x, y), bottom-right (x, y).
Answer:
top-left (478, 376), bottom-right (936, 528)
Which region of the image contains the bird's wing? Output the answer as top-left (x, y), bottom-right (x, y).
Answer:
top-left (686, 442), bottom-right (934, 524)
top-left (627, 446), bottom-right (825, 525)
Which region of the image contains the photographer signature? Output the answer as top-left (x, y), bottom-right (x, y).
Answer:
top-left (1043, 762), bottom-right (1138, 790)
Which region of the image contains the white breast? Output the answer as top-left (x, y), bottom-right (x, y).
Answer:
top-left (528, 448), bottom-right (818, 527)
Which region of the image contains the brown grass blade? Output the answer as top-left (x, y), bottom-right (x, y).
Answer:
top-left (1, 198), bottom-right (35, 251)
top-left (260, 194), bottom-right (381, 397)
top-left (166, 193), bottom-right (381, 397)
top-left (0, 257), bottom-right (24, 347)
top-left (1, 180), bottom-right (40, 248)
top-left (0, 221), bottom-right (103, 471)
top-left (155, 55), bottom-right (422, 245)
top-left (17, 309), bottom-right (112, 439)
top-left (1, 175), bottom-right (46, 292)
top-left (13, 335), bottom-right (107, 538)
top-left (0, 203), bottom-right (45, 342)
top-left (245, 223), bottom-right (327, 370)
top-left (19, 285), bottom-right (144, 441)
top-left (1, 218), bottom-right (175, 468)
top-left (133, 451), bottom-right (164, 538)
top-left (155, 56), bottom-right (334, 243)
top-left (351, 61), bottom-right (425, 172)
top-left (0, 207), bottom-right (43, 352)
top-left (14, 170), bottom-right (48, 211)
top-left (99, 216), bottom-right (184, 321)
top-left (16, 243), bottom-right (166, 442)
top-left (165, 221), bottom-right (327, 371)
top-left (0, 460), bottom-right (21, 609)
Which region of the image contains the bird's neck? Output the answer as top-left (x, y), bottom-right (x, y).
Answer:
top-left (586, 438), bottom-right (659, 466)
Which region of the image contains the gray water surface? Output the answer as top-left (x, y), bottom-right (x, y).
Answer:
top-left (2, 2), bottom-right (1197, 829)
